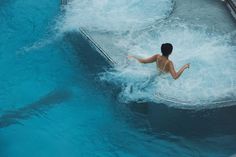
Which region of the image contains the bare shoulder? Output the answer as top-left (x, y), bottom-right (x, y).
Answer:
top-left (156, 54), bottom-right (161, 60)
top-left (168, 60), bottom-right (174, 67)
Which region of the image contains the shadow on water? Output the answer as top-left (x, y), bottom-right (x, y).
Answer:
top-left (63, 31), bottom-right (113, 72)
top-left (0, 31), bottom-right (113, 129)
top-left (63, 31), bottom-right (119, 94)
top-left (63, 31), bottom-right (123, 96)
top-left (127, 102), bottom-right (236, 138)
top-left (0, 88), bottom-right (72, 128)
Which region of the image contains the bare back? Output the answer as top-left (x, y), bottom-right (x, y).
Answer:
top-left (156, 55), bottom-right (170, 73)
top-left (129, 53), bottom-right (189, 80)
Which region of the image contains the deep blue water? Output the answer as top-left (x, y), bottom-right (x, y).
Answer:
top-left (0, 0), bottom-right (236, 157)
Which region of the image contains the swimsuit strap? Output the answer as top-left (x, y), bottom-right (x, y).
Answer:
top-left (162, 60), bottom-right (169, 72)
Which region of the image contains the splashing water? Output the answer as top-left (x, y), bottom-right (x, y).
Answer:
top-left (101, 22), bottom-right (236, 109)
top-left (60, 0), bottom-right (236, 109)
top-left (59, 0), bottom-right (174, 32)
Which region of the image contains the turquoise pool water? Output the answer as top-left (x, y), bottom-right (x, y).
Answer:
top-left (1, 0), bottom-right (236, 157)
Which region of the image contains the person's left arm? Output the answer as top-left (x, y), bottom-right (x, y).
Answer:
top-left (128, 54), bottom-right (159, 64)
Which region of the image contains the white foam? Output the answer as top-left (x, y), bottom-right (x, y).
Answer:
top-left (100, 22), bottom-right (236, 109)
top-left (59, 0), bottom-right (174, 32)
top-left (60, 0), bottom-right (236, 109)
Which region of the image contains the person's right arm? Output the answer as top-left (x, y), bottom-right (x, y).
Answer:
top-left (128, 54), bottom-right (159, 64)
top-left (169, 61), bottom-right (190, 80)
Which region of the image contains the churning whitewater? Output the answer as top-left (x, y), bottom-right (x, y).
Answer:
top-left (60, 0), bottom-right (236, 109)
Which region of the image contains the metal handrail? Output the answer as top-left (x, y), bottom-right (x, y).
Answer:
top-left (79, 28), bottom-right (116, 65)
top-left (60, 0), bottom-right (116, 65)
top-left (225, 0), bottom-right (236, 14)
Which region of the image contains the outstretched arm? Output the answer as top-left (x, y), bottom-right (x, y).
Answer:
top-left (169, 61), bottom-right (190, 80)
top-left (128, 54), bottom-right (159, 64)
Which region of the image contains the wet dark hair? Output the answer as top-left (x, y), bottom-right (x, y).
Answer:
top-left (161, 43), bottom-right (173, 57)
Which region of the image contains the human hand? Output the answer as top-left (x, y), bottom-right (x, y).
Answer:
top-left (184, 63), bottom-right (190, 69)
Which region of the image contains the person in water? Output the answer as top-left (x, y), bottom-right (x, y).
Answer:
top-left (128, 43), bottom-right (190, 80)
